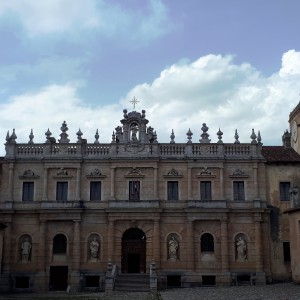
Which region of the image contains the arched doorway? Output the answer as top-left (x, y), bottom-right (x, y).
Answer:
top-left (122, 228), bottom-right (146, 273)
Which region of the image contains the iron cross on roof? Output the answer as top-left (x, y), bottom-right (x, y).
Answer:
top-left (130, 97), bottom-right (140, 110)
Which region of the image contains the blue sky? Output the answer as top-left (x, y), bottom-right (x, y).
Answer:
top-left (0, 0), bottom-right (300, 150)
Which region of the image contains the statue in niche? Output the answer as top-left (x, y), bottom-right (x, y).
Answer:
top-left (130, 123), bottom-right (139, 142)
top-left (236, 236), bottom-right (247, 262)
top-left (168, 237), bottom-right (179, 261)
top-left (290, 186), bottom-right (300, 208)
top-left (21, 237), bottom-right (32, 262)
top-left (89, 237), bottom-right (100, 262)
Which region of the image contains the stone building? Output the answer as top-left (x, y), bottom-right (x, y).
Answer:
top-left (282, 102), bottom-right (300, 284)
top-left (0, 107), bottom-right (286, 293)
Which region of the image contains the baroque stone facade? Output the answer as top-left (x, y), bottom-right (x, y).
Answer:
top-left (1, 107), bottom-right (298, 293)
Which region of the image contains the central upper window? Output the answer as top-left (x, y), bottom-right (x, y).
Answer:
top-left (129, 180), bottom-right (140, 201)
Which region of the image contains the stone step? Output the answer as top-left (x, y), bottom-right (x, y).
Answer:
top-left (114, 274), bottom-right (150, 292)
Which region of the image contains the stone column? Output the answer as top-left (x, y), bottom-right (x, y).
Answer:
top-left (188, 167), bottom-right (192, 200)
top-left (153, 167), bottom-right (158, 199)
top-left (110, 167), bottom-right (115, 200)
top-left (107, 220), bottom-right (115, 262)
top-left (186, 221), bottom-right (195, 270)
top-left (76, 167), bottom-right (81, 201)
top-left (42, 166), bottom-right (48, 200)
top-left (2, 222), bottom-right (11, 273)
top-left (219, 166), bottom-right (225, 200)
top-left (253, 163), bottom-right (259, 199)
top-left (255, 219), bottom-right (263, 272)
top-left (8, 163), bottom-right (14, 201)
top-left (37, 220), bottom-right (47, 291)
top-left (73, 220), bottom-right (81, 270)
top-left (220, 220), bottom-right (229, 272)
top-left (152, 220), bottom-right (160, 269)
top-left (70, 220), bottom-right (81, 291)
top-left (2, 221), bottom-right (12, 291)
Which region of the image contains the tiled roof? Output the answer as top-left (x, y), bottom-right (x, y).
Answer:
top-left (262, 146), bottom-right (300, 162)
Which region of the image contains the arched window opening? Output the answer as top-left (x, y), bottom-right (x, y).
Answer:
top-left (201, 233), bottom-right (214, 252)
top-left (53, 234), bottom-right (67, 254)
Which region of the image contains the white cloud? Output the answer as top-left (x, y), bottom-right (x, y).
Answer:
top-left (0, 84), bottom-right (122, 151)
top-left (122, 51), bottom-right (300, 145)
top-left (1, 50), bottom-right (300, 157)
top-left (280, 49), bottom-right (300, 76)
top-left (0, 0), bottom-right (171, 42)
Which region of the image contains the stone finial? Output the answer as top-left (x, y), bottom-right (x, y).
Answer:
top-left (217, 128), bottom-right (223, 144)
top-left (186, 128), bottom-right (193, 144)
top-left (5, 131), bottom-right (10, 143)
top-left (200, 123), bottom-right (210, 143)
top-left (111, 131), bottom-right (116, 143)
top-left (250, 129), bottom-right (257, 144)
top-left (76, 128), bottom-right (83, 143)
top-left (170, 129), bottom-right (175, 144)
top-left (141, 110), bottom-right (146, 118)
top-left (107, 258), bottom-right (113, 272)
top-left (123, 109), bottom-right (128, 118)
top-left (58, 121), bottom-right (70, 144)
top-left (94, 129), bottom-right (99, 144)
top-left (28, 129), bottom-right (34, 144)
top-left (234, 129), bottom-right (240, 144)
top-left (257, 130), bottom-right (262, 145)
top-left (8, 129), bottom-right (17, 144)
top-left (45, 128), bottom-right (51, 143)
top-left (282, 129), bottom-right (291, 147)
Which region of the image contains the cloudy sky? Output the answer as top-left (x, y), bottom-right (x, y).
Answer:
top-left (1, 0), bottom-right (300, 152)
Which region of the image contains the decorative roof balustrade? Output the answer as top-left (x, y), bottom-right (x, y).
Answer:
top-left (6, 141), bottom-right (263, 160)
top-left (5, 110), bottom-right (263, 160)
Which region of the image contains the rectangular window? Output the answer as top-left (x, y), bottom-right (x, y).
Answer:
top-left (280, 182), bottom-right (291, 201)
top-left (200, 181), bottom-right (212, 200)
top-left (168, 181), bottom-right (179, 201)
top-left (56, 182), bottom-right (68, 202)
top-left (22, 182), bottom-right (34, 202)
top-left (283, 241), bottom-right (291, 263)
top-left (129, 180), bottom-right (140, 201)
top-left (233, 181), bottom-right (245, 201)
top-left (15, 276), bottom-right (30, 289)
top-left (90, 181), bottom-right (101, 201)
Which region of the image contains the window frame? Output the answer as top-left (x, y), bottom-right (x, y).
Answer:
top-left (200, 181), bottom-right (212, 200)
top-left (280, 182), bottom-right (291, 201)
top-left (90, 181), bottom-right (101, 201)
top-left (22, 181), bottom-right (34, 202)
top-left (167, 181), bottom-right (179, 201)
top-left (129, 180), bottom-right (140, 201)
top-left (56, 181), bottom-right (68, 202)
top-left (283, 241), bottom-right (291, 263)
top-left (233, 181), bottom-right (245, 201)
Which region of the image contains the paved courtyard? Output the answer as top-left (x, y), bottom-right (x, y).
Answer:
top-left (1, 283), bottom-right (300, 300)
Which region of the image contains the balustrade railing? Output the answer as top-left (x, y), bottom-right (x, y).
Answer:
top-left (7, 142), bottom-right (261, 159)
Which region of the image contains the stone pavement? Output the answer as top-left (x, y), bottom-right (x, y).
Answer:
top-left (1, 283), bottom-right (300, 300)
